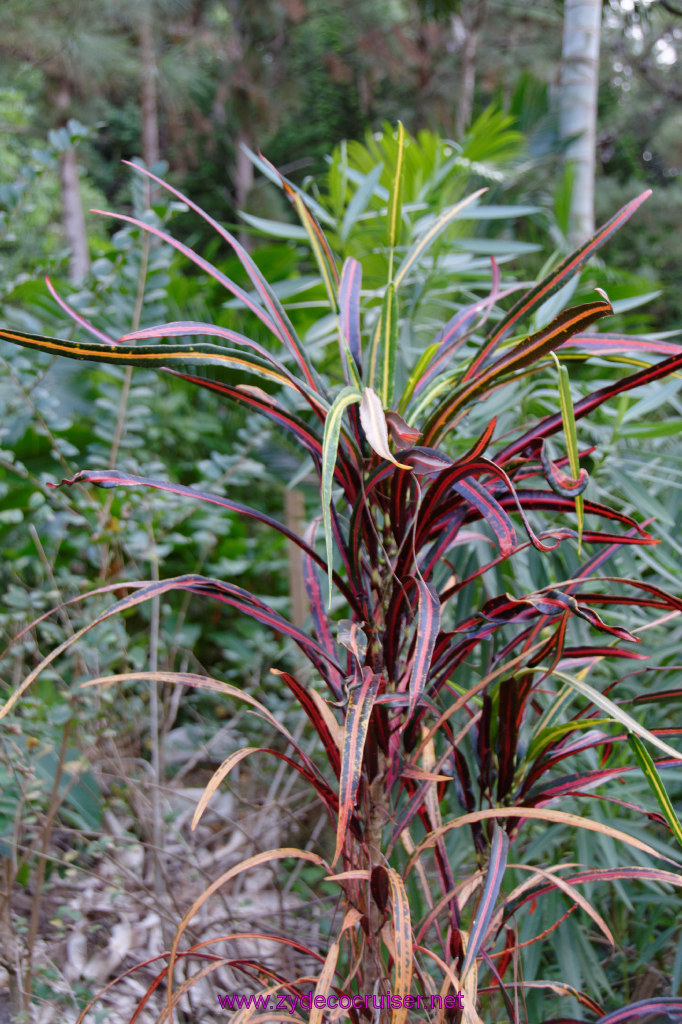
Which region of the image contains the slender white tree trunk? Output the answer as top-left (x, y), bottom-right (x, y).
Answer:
top-left (60, 147), bottom-right (90, 284)
top-left (140, 10), bottom-right (160, 169)
top-left (559, 0), bottom-right (603, 245)
top-left (52, 81), bottom-right (89, 283)
top-left (451, 0), bottom-right (486, 139)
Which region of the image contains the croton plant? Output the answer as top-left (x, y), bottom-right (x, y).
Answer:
top-left (2, 128), bottom-right (682, 1024)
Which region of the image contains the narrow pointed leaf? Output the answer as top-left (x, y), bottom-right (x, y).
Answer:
top-left (192, 746), bottom-right (336, 831)
top-left (468, 190), bottom-right (651, 375)
top-left (400, 341), bottom-right (440, 412)
top-left (309, 942), bottom-right (341, 1024)
top-left (597, 998), bottom-right (682, 1023)
top-left (385, 410), bottom-right (422, 448)
top-left (92, 204), bottom-right (282, 338)
top-left (563, 331), bottom-right (682, 358)
top-left (628, 734), bottom-right (682, 850)
top-left (118, 319), bottom-right (319, 398)
top-left (540, 441), bottom-right (589, 498)
top-left (394, 188), bottom-right (487, 289)
top-left (509, 866), bottom-right (682, 917)
top-left (168, 371), bottom-right (329, 470)
top-left (387, 121), bottom-right (406, 249)
top-left (0, 575), bottom-right (346, 722)
top-left (501, 861), bottom-right (615, 950)
top-left (424, 298), bottom-right (613, 444)
top-left (293, 191), bottom-right (340, 312)
top-left (51, 468), bottom-right (355, 604)
top-left (412, 807), bottom-right (679, 868)
top-left (322, 386), bottom-right (362, 605)
top-left (553, 352), bottom-right (584, 549)
top-left (0, 327), bottom-right (301, 393)
top-left (119, 160), bottom-right (322, 391)
top-left (246, 146), bottom-right (336, 223)
top-left (44, 276), bottom-right (117, 345)
top-left (340, 161), bottom-right (384, 242)
top-left (413, 283), bottom-right (510, 403)
top-left (272, 669), bottom-right (342, 774)
top-left (367, 283), bottom-right (399, 406)
top-left (407, 578), bottom-right (440, 716)
top-left (80, 672), bottom-right (321, 784)
top-left (550, 669), bottom-right (682, 761)
top-left (460, 824), bottom-right (509, 981)
top-left (333, 667), bottom-right (381, 865)
top-left (386, 867), bottom-right (413, 1024)
top-left (338, 257), bottom-right (363, 376)
top-left (167, 848), bottom-right (326, 1013)
top-left (301, 520), bottom-right (345, 698)
top-left (497, 350), bottom-right (682, 465)
top-left (450, 477), bottom-right (517, 556)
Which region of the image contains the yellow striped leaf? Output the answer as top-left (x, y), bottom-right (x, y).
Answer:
top-left (333, 667), bottom-right (381, 865)
top-left (309, 941), bottom-right (340, 1024)
top-left (423, 297), bottom-right (613, 444)
top-left (293, 191), bottom-right (339, 312)
top-left (386, 867), bottom-right (413, 1024)
top-left (367, 283), bottom-right (399, 406)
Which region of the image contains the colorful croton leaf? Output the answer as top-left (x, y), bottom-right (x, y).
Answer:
top-left (2, 146), bottom-right (682, 1024)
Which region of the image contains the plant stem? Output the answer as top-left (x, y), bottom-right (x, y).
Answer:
top-left (23, 718), bottom-right (72, 1008)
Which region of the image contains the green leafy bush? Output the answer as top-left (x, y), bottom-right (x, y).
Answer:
top-left (2, 131), bottom-right (682, 1023)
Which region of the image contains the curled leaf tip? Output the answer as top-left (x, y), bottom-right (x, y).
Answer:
top-left (46, 477), bottom-right (76, 489)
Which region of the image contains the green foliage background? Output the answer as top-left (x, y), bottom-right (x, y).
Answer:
top-left (1, 0), bottom-right (682, 1019)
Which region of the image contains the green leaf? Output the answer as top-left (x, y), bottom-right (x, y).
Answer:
top-left (321, 386), bottom-right (362, 606)
top-left (526, 718), bottom-right (614, 765)
top-left (340, 162), bottom-right (384, 243)
top-left (399, 341), bottom-right (439, 414)
top-left (386, 121), bottom-right (405, 251)
top-left (237, 210), bottom-right (308, 240)
top-left (628, 734), bottom-right (682, 851)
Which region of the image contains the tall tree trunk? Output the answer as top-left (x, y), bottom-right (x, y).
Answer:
top-left (235, 126), bottom-right (254, 211)
top-left (52, 81), bottom-right (89, 283)
top-left (235, 126), bottom-right (254, 249)
top-left (284, 489), bottom-right (308, 629)
top-left (559, 0), bottom-right (603, 245)
top-left (140, 9), bottom-right (160, 169)
top-left (451, 0), bottom-right (486, 139)
top-left (60, 147), bottom-right (90, 284)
